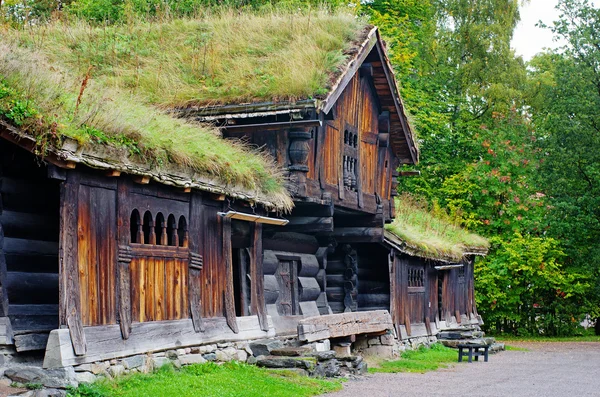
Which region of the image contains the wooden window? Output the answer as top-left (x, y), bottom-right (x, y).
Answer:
top-left (408, 266), bottom-right (425, 288)
top-left (178, 215), bottom-right (188, 247)
top-left (343, 128), bottom-right (359, 192)
top-left (130, 209), bottom-right (142, 244)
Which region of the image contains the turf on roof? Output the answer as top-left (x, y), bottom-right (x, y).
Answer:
top-left (385, 196), bottom-right (489, 262)
top-left (0, 9), bottom-right (369, 210)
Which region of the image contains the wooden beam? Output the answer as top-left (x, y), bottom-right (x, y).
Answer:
top-left (132, 175), bottom-right (150, 185)
top-left (183, 187), bottom-right (192, 193)
top-left (331, 227), bottom-right (384, 243)
top-left (188, 193), bottom-right (205, 333)
top-left (209, 193), bottom-right (226, 202)
top-left (59, 172), bottom-right (86, 356)
top-left (297, 310), bottom-right (393, 342)
top-left (250, 223), bottom-right (268, 331)
top-left (43, 317), bottom-right (275, 369)
top-left (222, 119), bottom-right (321, 132)
top-left (117, 180), bottom-right (132, 340)
top-left (222, 216), bottom-right (239, 333)
top-left (285, 216), bottom-right (333, 234)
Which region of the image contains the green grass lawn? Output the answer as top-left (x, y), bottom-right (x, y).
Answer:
top-left (67, 362), bottom-right (343, 397)
top-left (368, 343), bottom-right (458, 374)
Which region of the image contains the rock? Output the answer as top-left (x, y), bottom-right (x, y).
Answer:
top-left (314, 340), bottom-right (331, 352)
top-left (75, 371), bottom-right (96, 384)
top-left (215, 350), bottom-right (231, 362)
top-left (247, 356), bottom-right (257, 365)
top-left (91, 362), bottom-right (110, 375)
top-left (179, 354), bottom-right (207, 366)
top-left (73, 364), bottom-right (92, 373)
top-left (5, 367), bottom-right (47, 385)
top-left (270, 346), bottom-right (313, 357)
top-left (483, 337), bottom-right (496, 346)
top-left (312, 350), bottom-right (336, 361)
top-left (109, 360), bottom-right (118, 365)
top-left (361, 345), bottom-right (394, 359)
top-left (311, 359), bottom-right (340, 378)
top-left (107, 365), bottom-right (125, 378)
top-left (184, 348), bottom-right (191, 354)
top-left (152, 357), bottom-right (171, 369)
top-left (234, 350), bottom-right (248, 362)
top-left (202, 353), bottom-right (217, 362)
top-left (367, 338), bottom-right (381, 347)
top-left (171, 360), bottom-right (182, 369)
top-left (176, 349), bottom-right (186, 356)
top-left (256, 356), bottom-right (316, 370)
top-left (217, 343), bottom-right (230, 349)
top-left (380, 334), bottom-right (395, 346)
top-left (122, 355), bottom-right (145, 370)
top-left (333, 344), bottom-right (351, 358)
top-left (438, 332), bottom-right (463, 340)
top-left (249, 339), bottom-right (283, 357)
top-left (33, 389), bottom-right (66, 397)
top-left (355, 360), bottom-right (368, 375)
top-left (165, 350), bottom-right (178, 360)
top-left (4, 367), bottom-right (77, 389)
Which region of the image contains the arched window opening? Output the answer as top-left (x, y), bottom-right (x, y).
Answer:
top-left (130, 209), bottom-right (141, 243)
top-left (143, 211), bottom-right (155, 245)
top-left (344, 130), bottom-right (349, 144)
top-left (155, 213), bottom-right (166, 245)
top-left (178, 216), bottom-right (188, 248)
top-left (167, 214), bottom-right (177, 246)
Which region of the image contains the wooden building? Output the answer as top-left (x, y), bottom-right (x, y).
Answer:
top-left (0, 16), bottom-right (488, 370)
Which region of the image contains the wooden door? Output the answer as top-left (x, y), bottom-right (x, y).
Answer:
top-left (407, 264), bottom-right (426, 324)
top-left (275, 260), bottom-right (298, 316)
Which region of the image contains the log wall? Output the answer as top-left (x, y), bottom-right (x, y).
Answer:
top-left (0, 141), bottom-right (60, 350)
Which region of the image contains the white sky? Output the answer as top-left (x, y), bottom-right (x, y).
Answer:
top-left (512, 0), bottom-right (564, 61)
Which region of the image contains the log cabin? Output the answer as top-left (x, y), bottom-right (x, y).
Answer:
top-left (0, 11), bottom-right (487, 370)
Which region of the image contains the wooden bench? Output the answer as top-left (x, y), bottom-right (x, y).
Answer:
top-left (457, 344), bottom-right (489, 363)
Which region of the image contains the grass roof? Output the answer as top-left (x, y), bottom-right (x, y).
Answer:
top-left (0, 9), bottom-right (370, 210)
top-left (385, 195), bottom-right (489, 262)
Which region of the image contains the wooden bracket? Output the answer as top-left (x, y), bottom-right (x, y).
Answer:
top-left (106, 170), bottom-right (121, 177)
top-left (132, 175), bottom-right (150, 185)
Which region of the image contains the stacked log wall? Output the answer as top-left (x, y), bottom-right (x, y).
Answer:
top-left (0, 141), bottom-right (60, 351)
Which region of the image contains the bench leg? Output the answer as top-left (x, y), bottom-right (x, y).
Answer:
top-left (458, 348), bottom-right (464, 362)
top-left (468, 348), bottom-right (473, 363)
top-left (484, 347), bottom-right (489, 362)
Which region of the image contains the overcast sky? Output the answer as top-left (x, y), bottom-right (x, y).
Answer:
top-left (512, 0), bottom-right (564, 61)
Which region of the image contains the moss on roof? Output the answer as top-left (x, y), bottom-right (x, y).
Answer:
top-left (0, 9), bottom-right (369, 210)
top-left (385, 195), bottom-right (489, 262)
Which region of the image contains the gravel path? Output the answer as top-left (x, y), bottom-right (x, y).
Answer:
top-left (328, 342), bottom-right (600, 397)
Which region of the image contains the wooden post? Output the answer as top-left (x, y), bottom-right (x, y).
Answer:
top-left (117, 180), bottom-right (132, 340)
top-left (222, 216), bottom-right (238, 333)
top-left (250, 223), bottom-right (268, 331)
top-left (188, 193), bottom-right (205, 332)
top-left (59, 172), bottom-right (86, 356)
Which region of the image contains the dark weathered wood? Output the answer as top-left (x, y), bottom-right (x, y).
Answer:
top-left (238, 249), bottom-right (250, 316)
top-left (250, 223), bottom-right (268, 331)
top-left (297, 310), bottom-right (393, 342)
top-left (117, 180), bottom-right (132, 339)
top-left (44, 316), bottom-right (274, 368)
top-left (188, 193), bottom-right (204, 332)
top-left (14, 332), bottom-right (49, 352)
top-left (286, 217), bottom-right (333, 234)
top-left (331, 227), bottom-right (384, 243)
top-left (222, 216), bottom-right (238, 333)
top-left (0, 224), bottom-right (9, 317)
top-left (59, 172), bottom-right (86, 356)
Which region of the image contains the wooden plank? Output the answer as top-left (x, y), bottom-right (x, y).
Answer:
top-left (14, 332), bottom-right (48, 352)
top-left (238, 249), bottom-right (250, 316)
top-left (331, 227), bottom-right (384, 243)
top-left (59, 172), bottom-right (86, 355)
top-left (117, 180), bottom-right (132, 339)
top-left (285, 217), bottom-right (333, 234)
top-left (222, 217), bottom-right (238, 333)
top-left (43, 316), bottom-right (275, 369)
top-left (188, 193), bottom-right (204, 332)
top-left (297, 310), bottom-right (393, 343)
top-left (250, 223), bottom-right (268, 331)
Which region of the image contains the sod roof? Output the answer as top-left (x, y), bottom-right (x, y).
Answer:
top-left (0, 10), bottom-right (375, 210)
top-left (385, 196), bottom-right (489, 263)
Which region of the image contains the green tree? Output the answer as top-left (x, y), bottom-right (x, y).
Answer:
top-left (529, 0), bottom-right (600, 334)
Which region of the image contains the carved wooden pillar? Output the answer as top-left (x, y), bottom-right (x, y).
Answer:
top-left (288, 129), bottom-right (312, 198)
top-left (117, 180), bottom-right (132, 340)
top-left (188, 193), bottom-right (205, 332)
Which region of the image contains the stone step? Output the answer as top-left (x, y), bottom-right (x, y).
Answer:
top-left (256, 356), bottom-right (317, 370)
top-left (270, 346), bottom-right (314, 357)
